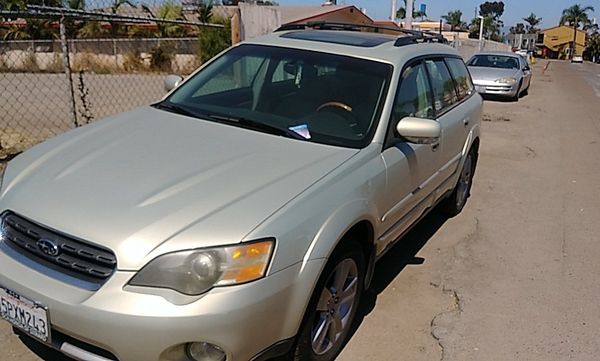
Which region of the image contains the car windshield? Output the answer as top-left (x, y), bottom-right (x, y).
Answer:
top-left (161, 44), bottom-right (392, 148)
top-left (467, 55), bottom-right (520, 69)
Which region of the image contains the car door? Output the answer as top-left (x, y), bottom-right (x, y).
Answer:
top-left (378, 60), bottom-right (441, 254)
top-left (439, 57), bottom-right (478, 182)
top-left (423, 58), bottom-right (468, 189)
top-left (518, 55), bottom-right (532, 88)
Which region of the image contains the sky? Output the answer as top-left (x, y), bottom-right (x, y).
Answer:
top-left (277, 0), bottom-right (599, 29)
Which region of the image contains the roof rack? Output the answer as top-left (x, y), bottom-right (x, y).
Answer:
top-left (274, 21), bottom-right (448, 46)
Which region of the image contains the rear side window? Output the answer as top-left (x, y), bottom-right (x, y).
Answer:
top-left (391, 62), bottom-right (434, 121)
top-left (445, 58), bottom-right (474, 100)
top-left (424, 59), bottom-right (458, 114)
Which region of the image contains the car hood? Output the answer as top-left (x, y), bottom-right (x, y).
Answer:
top-left (1, 107), bottom-right (358, 270)
top-left (468, 66), bottom-right (520, 82)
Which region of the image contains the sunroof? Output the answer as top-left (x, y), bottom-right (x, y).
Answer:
top-left (280, 31), bottom-right (395, 47)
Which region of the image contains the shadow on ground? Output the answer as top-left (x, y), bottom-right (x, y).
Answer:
top-left (345, 211), bottom-right (449, 346)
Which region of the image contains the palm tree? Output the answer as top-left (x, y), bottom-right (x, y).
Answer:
top-left (442, 10), bottom-right (465, 31)
top-left (560, 4), bottom-right (594, 28)
top-left (156, 1), bottom-right (185, 38)
top-left (560, 4), bottom-right (595, 59)
top-left (523, 13), bottom-right (542, 33)
top-left (396, 0), bottom-right (426, 20)
top-left (197, 0), bottom-right (214, 24)
top-left (587, 33), bottom-right (600, 62)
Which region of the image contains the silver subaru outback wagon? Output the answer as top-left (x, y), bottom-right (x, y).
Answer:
top-left (0, 23), bottom-right (481, 361)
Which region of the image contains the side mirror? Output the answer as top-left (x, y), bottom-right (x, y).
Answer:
top-left (523, 66), bottom-right (531, 71)
top-left (396, 117), bottom-right (441, 144)
top-left (164, 74), bottom-right (183, 92)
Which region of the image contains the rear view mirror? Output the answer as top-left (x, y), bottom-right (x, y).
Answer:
top-left (164, 74), bottom-right (183, 92)
top-left (396, 117), bottom-right (441, 144)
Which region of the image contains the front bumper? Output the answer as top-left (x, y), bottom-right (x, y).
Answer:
top-left (474, 81), bottom-right (519, 97)
top-left (0, 243), bottom-right (325, 361)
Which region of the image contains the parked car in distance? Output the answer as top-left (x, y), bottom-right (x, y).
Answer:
top-left (467, 52), bottom-right (532, 101)
top-left (572, 55), bottom-right (584, 63)
top-left (515, 49), bottom-right (529, 59)
top-left (0, 24), bottom-right (481, 361)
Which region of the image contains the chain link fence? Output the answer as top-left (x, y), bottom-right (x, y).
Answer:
top-left (1, 3), bottom-right (511, 161)
top-left (0, 1), bottom-right (233, 160)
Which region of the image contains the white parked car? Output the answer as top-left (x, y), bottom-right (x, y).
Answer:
top-left (572, 55), bottom-right (584, 63)
top-left (0, 24), bottom-right (482, 361)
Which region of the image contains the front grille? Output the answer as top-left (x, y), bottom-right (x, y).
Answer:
top-left (485, 85), bottom-right (512, 91)
top-left (0, 212), bottom-right (117, 286)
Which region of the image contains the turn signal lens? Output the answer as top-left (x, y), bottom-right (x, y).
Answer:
top-left (129, 239), bottom-right (274, 295)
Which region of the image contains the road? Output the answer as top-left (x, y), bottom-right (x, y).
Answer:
top-left (2, 60), bottom-right (600, 361)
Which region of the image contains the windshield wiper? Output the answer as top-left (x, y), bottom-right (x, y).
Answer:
top-left (153, 102), bottom-right (205, 119)
top-left (154, 103), bottom-right (307, 141)
top-left (205, 113), bottom-right (307, 141)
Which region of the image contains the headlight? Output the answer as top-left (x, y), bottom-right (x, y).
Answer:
top-left (129, 239), bottom-right (274, 295)
top-left (495, 77), bottom-right (518, 84)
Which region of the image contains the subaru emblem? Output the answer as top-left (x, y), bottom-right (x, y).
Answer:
top-left (37, 238), bottom-right (60, 257)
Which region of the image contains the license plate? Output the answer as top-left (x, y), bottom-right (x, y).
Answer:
top-left (0, 287), bottom-right (50, 343)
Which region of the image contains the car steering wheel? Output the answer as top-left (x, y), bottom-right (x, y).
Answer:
top-left (315, 101), bottom-right (362, 136)
top-left (316, 101), bottom-right (353, 114)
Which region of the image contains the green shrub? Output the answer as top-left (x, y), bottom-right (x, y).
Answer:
top-left (198, 17), bottom-right (231, 64)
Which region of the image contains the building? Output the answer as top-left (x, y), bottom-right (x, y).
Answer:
top-left (536, 25), bottom-right (587, 59)
top-left (410, 21), bottom-right (451, 32)
top-left (280, 5), bottom-right (372, 26)
top-left (507, 33), bottom-right (538, 51)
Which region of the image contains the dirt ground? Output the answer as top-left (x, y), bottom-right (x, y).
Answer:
top-left (339, 60), bottom-right (600, 361)
top-left (2, 60), bottom-right (600, 361)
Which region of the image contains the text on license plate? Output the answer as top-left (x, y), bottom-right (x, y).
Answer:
top-left (0, 287), bottom-right (49, 343)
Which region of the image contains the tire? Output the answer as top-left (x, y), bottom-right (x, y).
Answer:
top-left (512, 80), bottom-right (522, 101)
top-left (522, 86), bottom-right (529, 96)
top-left (293, 241), bottom-right (365, 361)
top-left (439, 147), bottom-right (477, 217)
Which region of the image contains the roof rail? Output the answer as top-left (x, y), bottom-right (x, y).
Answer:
top-left (274, 21), bottom-right (448, 46)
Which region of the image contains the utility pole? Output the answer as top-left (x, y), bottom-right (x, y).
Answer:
top-left (571, 20), bottom-right (577, 60)
top-left (391, 0), bottom-right (397, 22)
top-left (405, 0), bottom-right (413, 30)
top-left (478, 15), bottom-right (485, 51)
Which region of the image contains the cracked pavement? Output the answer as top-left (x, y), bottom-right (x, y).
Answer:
top-left (2, 61), bottom-right (600, 361)
top-left (340, 60), bottom-right (600, 361)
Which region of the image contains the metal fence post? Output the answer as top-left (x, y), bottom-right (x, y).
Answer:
top-left (59, 16), bottom-right (78, 128)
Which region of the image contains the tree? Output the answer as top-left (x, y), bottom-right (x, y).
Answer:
top-left (396, 0), bottom-right (426, 20)
top-left (0, 0), bottom-right (25, 12)
top-left (77, 21), bottom-right (109, 38)
top-left (586, 33), bottom-right (600, 61)
top-left (110, 0), bottom-right (137, 37)
top-left (509, 23), bottom-right (526, 35)
top-left (523, 13), bottom-right (542, 33)
top-left (560, 4), bottom-right (594, 28)
top-left (442, 10), bottom-right (466, 31)
top-left (156, 1), bottom-right (185, 37)
top-left (197, 0), bottom-right (214, 23)
top-left (198, 16), bottom-right (231, 63)
top-left (479, 1), bottom-right (504, 21)
top-left (469, 1), bottom-right (504, 42)
top-left (560, 4), bottom-right (595, 59)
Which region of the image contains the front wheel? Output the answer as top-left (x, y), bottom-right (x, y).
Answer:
top-left (293, 242), bottom-right (365, 361)
top-left (439, 147), bottom-right (477, 216)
